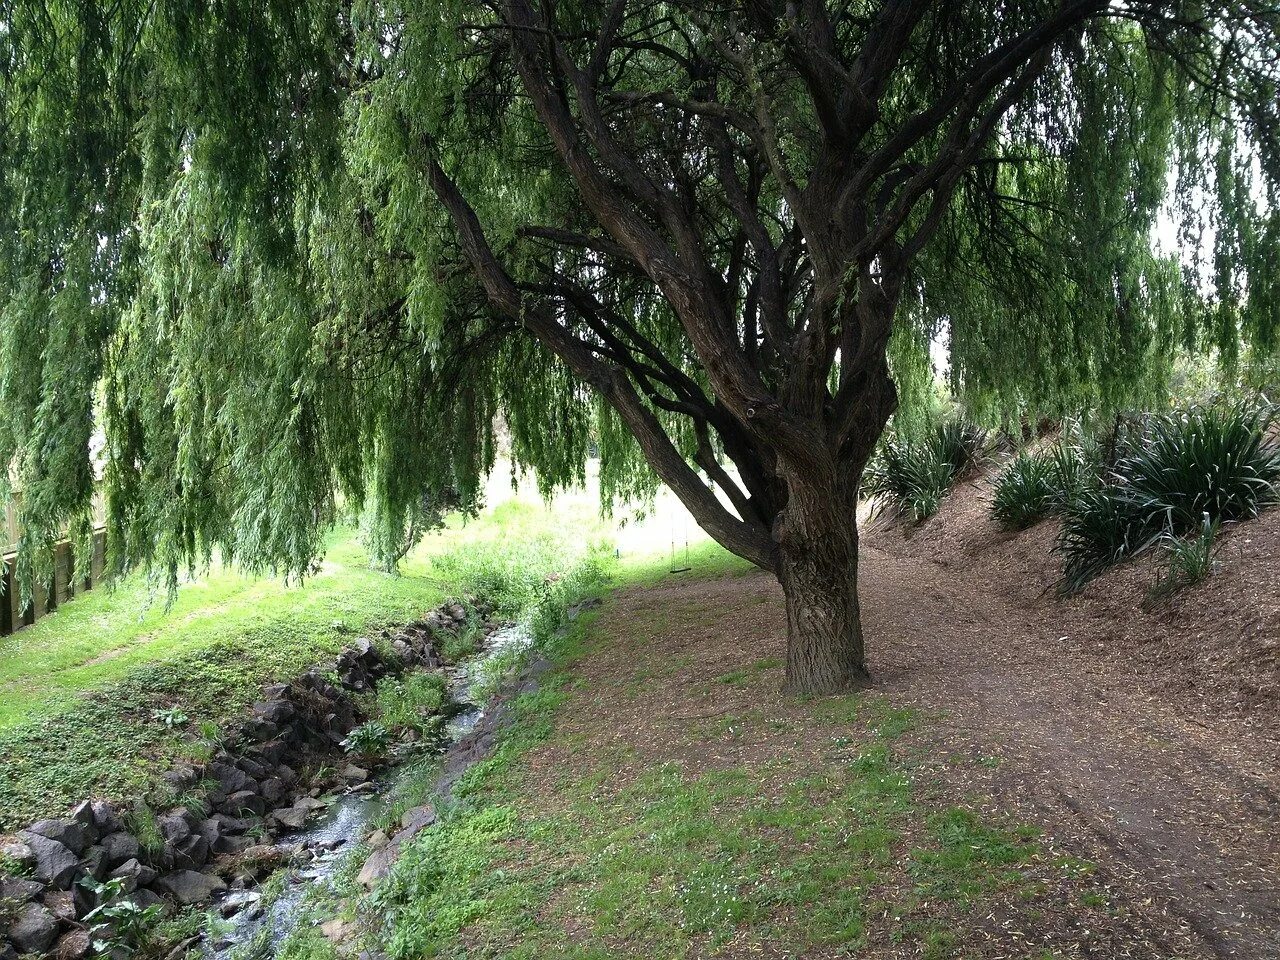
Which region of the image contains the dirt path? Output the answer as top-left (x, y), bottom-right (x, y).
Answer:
top-left (857, 542), bottom-right (1280, 958)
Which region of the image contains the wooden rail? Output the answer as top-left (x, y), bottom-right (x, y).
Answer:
top-left (1, 493), bottom-right (109, 637)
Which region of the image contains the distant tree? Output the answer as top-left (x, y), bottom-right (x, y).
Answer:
top-left (2, 2), bottom-right (1279, 692)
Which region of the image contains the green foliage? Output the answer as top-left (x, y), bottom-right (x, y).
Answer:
top-left (1058, 403), bottom-right (1280, 590)
top-left (991, 440), bottom-right (1095, 530)
top-left (865, 419), bottom-right (988, 521)
top-left (342, 720), bottom-right (391, 761)
top-left (990, 451), bottom-right (1057, 529)
top-left (1149, 515), bottom-right (1220, 603)
top-left (376, 673), bottom-right (446, 733)
top-left (81, 876), bottom-right (166, 957)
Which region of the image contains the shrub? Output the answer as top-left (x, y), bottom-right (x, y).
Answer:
top-left (864, 437), bottom-right (956, 522)
top-left (991, 441), bottom-right (1095, 530)
top-left (990, 451), bottom-right (1056, 529)
top-left (378, 674), bottom-right (447, 732)
top-left (1057, 403), bottom-right (1280, 590)
top-left (1119, 403), bottom-right (1280, 532)
top-left (342, 720), bottom-right (391, 760)
top-left (930, 419), bottom-right (990, 478)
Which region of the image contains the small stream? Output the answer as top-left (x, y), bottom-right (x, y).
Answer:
top-left (206, 624), bottom-right (534, 960)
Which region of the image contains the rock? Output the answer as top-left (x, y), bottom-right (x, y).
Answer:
top-left (207, 762), bottom-right (256, 797)
top-left (17, 831), bottom-right (80, 889)
top-left (252, 700), bottom-right (295, 725)
top-left (8, 902), bottom-right (59, 954)
top-left (160, 764), bottom-right (198, 794)
top-left (242, 718), bottom-right (279, 742)
top-left (26, 818), bottom-right (93, 856)
top-left (0, 835), bottom-right (35, 870)
top-left (276, 764), bottom-right (298, 785)
top-left (209, 814), bottom-right (249, 835)
top-left (0, 876), bottom-right (44, 902)
top-left (320, 918), bottom-right (351, 942)
top-left (122, 888), bottom-right (166, 912)
top-left (269, 806), bottom-right (311, 832)
top-left (80, 844), bottom-right (109, 881)
top-left (220, 791), bottom-right (265, 817)
top-left (99, 831), bottom-right (141, 867)
top-left (249, 739), bottom-right (288, 765)
top-left (157, 811), bottom-right (193, 844)
top-left (108, 858), bottom-right (157, 892)
top-left (218, 890), bottom-right (262, 918)
top-left (342, 764), bottom-right (369, 785)
top-left (41, 889), bottom-right (76, 922)
top-left (171, 833), bottom-right (210, 870)
top-left (293, 796), bottom-right (328, 814)
top-left (52, 929), bottom-right (92, 960)
top-left (89, 801), bottom-right (122, 836)
top-left (154, 870), bottom-right (226, 905)
top-left (398, 804), bottom-right (436, 833)
top-left (365, 830), bottom-right (388, 851)
top-left (259, 777), bottom-right (287, 805)
top-left (357, 843), bottom-right (399, 888)
top-left (0, 941), bottom-right (16, 960)
top-left (68, 801), bottom-right (97, 830)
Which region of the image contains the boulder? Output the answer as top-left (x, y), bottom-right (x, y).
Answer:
top-left (157, 812), bottom-right (193, 844)
top-left (8, 902), bottom-right (59, 954)
top-left (89, 801), bottom-right (122, 836)
top-left (259, 777), bottom-right (287, 805)
top-left (108, 858), bottom-right (157, 892)
top-left (397, 804), bottom-right (437, 839)
top-left (26, 819), bottom-right (93, 856)
top-left (0, 835), bottom-right (35, 870)
top-left (122, 888), bottom-right (166, 912)
top-left (252, 700), bottom-right (295, 725)
top-left (269, 806), bottom-right (311, 832)
top-left (67, 801), bottom-right (97, 830)
top-left (154, 870), bottom-right (226, 905)
top-left (249, 740), bottom-right (288, 765)
top-left (213, 835), bottom-right (255, 855)
top-left (171, 834), bottom-right (210, 871)
top-left (242, 718), bottom-right (279, 742)
top-left (52, 929), bottom-right (92, 960)
top-left (0, 876), bottom-right (43, 902)
top-left (236, 757), bottom-right (269, 780)
top-left (41, 889), bottom-right (76, 922)
top-left (99, 831), bottom-right (141, 867)
top-left (220, 791), bottom-right (265, 817)
top-left (356, 843), bottom-right (400, 888)
top-left (0, 940), bottom-right (17, 960)
top-left (276, 764), bottom-right (298, 785)
top-left (17, 831), bottom-right (80, 889)
top-left (342, 764), bottom-right (369, 785)
top-left (196, 818), bottom-right (224, 847)
top-left (206, 763), bottom-right (256, 797)
top-left (80, 844), bottom-right (109, 881)
top-left (160, 764), bottom-right (198, 794)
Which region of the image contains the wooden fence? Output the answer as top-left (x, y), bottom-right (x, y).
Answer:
top-left (1, 493), bottom-right (108, 637)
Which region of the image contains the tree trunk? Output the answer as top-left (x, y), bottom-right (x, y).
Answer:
top-left (775, 487), bottom-right (868, 696)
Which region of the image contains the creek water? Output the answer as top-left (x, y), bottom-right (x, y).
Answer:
top-left (205, 624), bottom-right (533, 960)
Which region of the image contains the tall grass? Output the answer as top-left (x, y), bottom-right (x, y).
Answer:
top-left (990, 441), bottom-right (1095, 530)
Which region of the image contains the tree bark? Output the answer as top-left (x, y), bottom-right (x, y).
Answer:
top-left (774, 478), bottom-right (869, 695)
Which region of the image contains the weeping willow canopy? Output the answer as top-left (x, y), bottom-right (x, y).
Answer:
top-left (1, 1), bottom-right (1278, 595)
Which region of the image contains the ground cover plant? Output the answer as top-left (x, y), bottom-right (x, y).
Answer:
top-left (990, 439), bottom-right (1094, 530)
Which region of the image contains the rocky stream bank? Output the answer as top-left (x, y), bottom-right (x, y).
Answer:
top-left (0, 600), bottom-right (517, 960)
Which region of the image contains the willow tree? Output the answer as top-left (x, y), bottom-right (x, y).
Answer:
top-left (2, 2), bottom-right (1279, 692)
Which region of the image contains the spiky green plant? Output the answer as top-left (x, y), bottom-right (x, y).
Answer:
top-left (1057, 403), bottom-right (1280, 591)
top-left (1148, 514), bottom-right (1220, 604)
top-left (991, 451), bottom-right (1056, 529)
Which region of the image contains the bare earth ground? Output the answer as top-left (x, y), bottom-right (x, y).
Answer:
top-left (864, 481), bottom-right (1280, 958)
top-left (499, 484), bottom-right (1279, 958)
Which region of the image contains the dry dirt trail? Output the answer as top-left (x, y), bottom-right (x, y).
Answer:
top-left (855, 541), bottom-right (1280, 959)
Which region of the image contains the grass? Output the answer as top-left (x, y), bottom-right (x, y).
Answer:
top-left (0, 495), bottom-right (611, 827)
top-left (347, 548), bottom-right (1084, 960)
